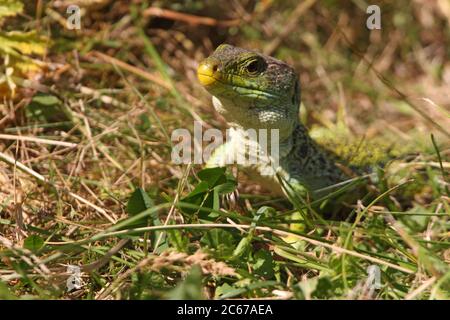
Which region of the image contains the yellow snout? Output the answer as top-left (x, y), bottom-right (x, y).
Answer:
top-left (197, 60), bottom-right (219, 86)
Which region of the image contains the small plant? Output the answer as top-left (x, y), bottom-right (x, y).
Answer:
top-left (0, 0), bottom-right (47, 97)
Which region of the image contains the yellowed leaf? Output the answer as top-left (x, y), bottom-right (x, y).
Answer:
top-left (0, 31), bottom-right (48, 55)
top-left (0, 0), bottom-right (23, 19)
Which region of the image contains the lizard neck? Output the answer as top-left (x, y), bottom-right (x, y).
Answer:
top-left (212, 96), bottom-right (297, 142)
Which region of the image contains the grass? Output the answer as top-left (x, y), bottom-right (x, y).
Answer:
top-left (0, 0), bottom-right (449, 300)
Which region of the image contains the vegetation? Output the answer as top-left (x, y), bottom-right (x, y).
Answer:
top-left (0, 0), bottom-right (449, 299)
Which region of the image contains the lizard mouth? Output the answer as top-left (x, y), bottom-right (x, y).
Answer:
top-left (199, 74), bottom-right (280, 100)
top-left (197, 61), bottom-right (218, 86)
top-left (197, 61), bottom-right (280, 100)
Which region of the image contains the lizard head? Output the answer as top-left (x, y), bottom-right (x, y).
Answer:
top-left (197, 44), bottom-right (300, 139)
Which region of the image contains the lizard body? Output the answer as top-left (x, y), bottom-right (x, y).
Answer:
top-left (197, 44), bottom-right (395, 198)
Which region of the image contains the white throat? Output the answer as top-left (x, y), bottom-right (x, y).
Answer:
top-left (211, 95), bottom-right (297, 143)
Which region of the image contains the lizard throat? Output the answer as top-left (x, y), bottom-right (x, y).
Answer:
top-left (211, 95), bottom-right (297, 142)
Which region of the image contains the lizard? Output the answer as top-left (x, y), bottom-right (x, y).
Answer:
top-left (196, 44), bottom-right (401, 203)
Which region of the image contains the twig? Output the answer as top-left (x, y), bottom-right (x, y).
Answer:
top-left (77, 85), bottom-right (129, 109)
top-left (0, 151), bottom-right (116, 224)
top-left (87, 51), bottom-right (171, 90)
top-left (81, 239), bottom-right (130, 273)
top-left (0, 99), bottom-right (30, 130)
top-left (405, 277), bottom-right (437, 300)
top-left (143, 7), bottom-right (241, 27)
top-left (0, 134), bottom-right (77, 148)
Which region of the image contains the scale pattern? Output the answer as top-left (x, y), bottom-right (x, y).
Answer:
top-left (199, 44), bottom-right (394, 197)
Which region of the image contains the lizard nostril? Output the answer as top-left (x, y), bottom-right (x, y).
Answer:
top-left (197, 60), bottom-right (219, 86)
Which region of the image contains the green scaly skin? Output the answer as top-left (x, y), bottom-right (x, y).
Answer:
top-left (197, 44), bottom-right (394, 198)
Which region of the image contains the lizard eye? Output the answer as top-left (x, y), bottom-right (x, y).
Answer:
top-left (245, 58), bottom-right (266, 75)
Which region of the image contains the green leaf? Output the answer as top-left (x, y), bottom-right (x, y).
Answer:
top-left (31, 94), bottom-right (60, 106)
top-left (197, 167), bottom-right (227, 187)
top-left (400, 206), bottom-right (430, 232)
top-left (127, 188), bottom-right (154, 216)
top-left (125, 188), bottom-right (166, 249)
top-left (217, 280), bottom-right (278, 299)
top-left (180, 181), bottom-right (209, 216)
top-left (253, 250), bottom-right (275, 279)
top-left (215, 283), bottom-right (234, 299)
top-left (180, 168), bottom-right (236, 218)
top-left (167, 229), bottom-right (189, 252)
top-left (233, 237), bottom-right (252, 258)
top-left (167, 265), bottom-right (204, 300)
top-left (26, 94), bottom-right (71, 125)
top-left (214, 181), bottom-right (237, 195)
top-left (273, 246), bottom-right (330, 272)
top-left (294, 276), bottom-right (335, 299)
top-left (0, 281), bottom-right (15, 300)
top-left (200, 229), bottom-right (236, 259)
top-left (23, 235), bottom-right (44, 252)
top-left (212, 188), bottom-right (220, 211)
top-left (183, 181), bottom-right (209, 200)
top-left (123, 188), bottom-right (153, 229)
